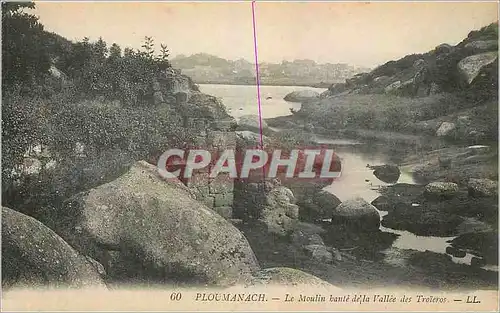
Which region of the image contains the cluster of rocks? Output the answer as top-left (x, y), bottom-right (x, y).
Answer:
top-left (232, 167), bottom-right (392, 264)
top-left (233, 178), bottom-right (298, 236)
top-left (411, 144), bottom-right (497, 185)
top-left (412, 105), bottom-right (497, 143)
top-left (373, 178), bottom-right (498, 265)
top-left (2, 161), bottom-right (337, 291)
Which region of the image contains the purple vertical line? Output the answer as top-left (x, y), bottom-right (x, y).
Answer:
top-left (251, 0), bottom-right (264, 150)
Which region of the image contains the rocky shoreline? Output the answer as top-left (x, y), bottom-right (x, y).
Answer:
top-left (5, 115), bottom-right (498, 291)
top-left (2, 19), bottom-right (498, 293)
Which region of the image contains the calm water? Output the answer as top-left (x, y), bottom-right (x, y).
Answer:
top-left (199, 83), bottom-right (497, 271)
top-left (199, 84), bottom-right (325, 120)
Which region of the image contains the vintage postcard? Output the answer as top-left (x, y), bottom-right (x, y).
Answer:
top-left (1, 0), bottom-right (499, 311)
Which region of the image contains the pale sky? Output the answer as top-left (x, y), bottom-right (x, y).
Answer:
top-left (33, 1), bottom-right (498, 68)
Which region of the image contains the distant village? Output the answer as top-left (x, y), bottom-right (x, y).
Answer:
top-left (171, 53), bottom-right (371, 86)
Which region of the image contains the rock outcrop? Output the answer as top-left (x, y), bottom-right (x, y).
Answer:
top-left (43, 161), bottom-right (260, 286)
top-left (457, 51), bottom-right (498, 84)
top-left (377, 182), bottom-right (498, 236)
top-left (285, 22), bottom-right (498, 145)
top-left (283, 90), bottom-right (320, 103)
top-left (2, 207), bottom-right (106, 290)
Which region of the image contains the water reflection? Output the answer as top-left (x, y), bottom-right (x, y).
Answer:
top-left (201, 83), bottom-right (498, 273)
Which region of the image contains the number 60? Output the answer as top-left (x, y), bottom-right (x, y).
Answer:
top-left (170, 292), bottom-right (182, 301)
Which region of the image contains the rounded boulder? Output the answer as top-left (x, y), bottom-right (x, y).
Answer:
top-left (331, 197), bottom-right (381, 232)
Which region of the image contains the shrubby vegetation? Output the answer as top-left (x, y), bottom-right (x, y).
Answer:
top-left (305, 21), bottom-right (498, 145)
top-left (2, 3), bottom-right (194, 213)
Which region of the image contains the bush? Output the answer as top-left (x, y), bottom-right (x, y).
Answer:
top-left (2, 2), bottom-right (197, 212)
top-left (1, 88), bottom-right (45, 195)
top-left (2, 92), bottom-right (195, 213)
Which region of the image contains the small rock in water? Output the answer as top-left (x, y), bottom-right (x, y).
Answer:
top-left (471, 257), bottom-right (487, 268)
top-left (452, 249), bottom-right (467, 258)
top-left (368, 164), bottom-right (401, 184)
top-left (445, 246), bottom-right (456, 255)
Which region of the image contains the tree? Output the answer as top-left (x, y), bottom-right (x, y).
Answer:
top-left (93, 37), bottom-right (108, 63)
top-left (157, 43), bottom-right (170, 70)
top-left (124, 47), bottom-right (135, 58)
top-left (140, 36), bottom-right (155, 60)
top-left (2, 1), bottom-right (50, 89)
top-left (109, 43), bottom-right (122, 60)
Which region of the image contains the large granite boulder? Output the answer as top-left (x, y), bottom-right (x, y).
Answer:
top-left (331, 197), bottom-right (380, 232)
top-left (457, 51), bottom-right (498, 84)
top-left (283, 90), bottom-right (320, 103)
top-left (2, 207), bottom-right (106, 290)
top-left (45, 161), bottom-right (260, 286)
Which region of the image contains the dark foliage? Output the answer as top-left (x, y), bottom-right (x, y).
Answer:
top-left (1, 3), bottom-right (193, 213)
